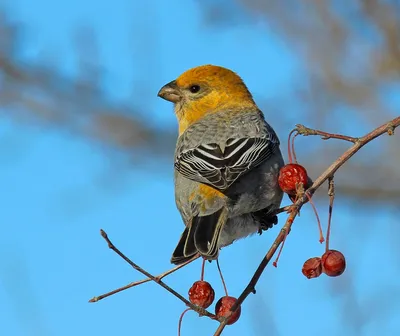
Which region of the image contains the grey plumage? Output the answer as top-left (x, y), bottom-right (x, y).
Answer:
top-left (171, 108), bottom-right (284, 264)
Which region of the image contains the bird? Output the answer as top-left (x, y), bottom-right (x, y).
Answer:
top-left (158, 65), bottom-right (284, 265)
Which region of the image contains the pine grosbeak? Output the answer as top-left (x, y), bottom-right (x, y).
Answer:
top-left (158, 65), bottom-right (284, 265)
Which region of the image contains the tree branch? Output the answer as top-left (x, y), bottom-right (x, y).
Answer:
top-left (213, 116), bottom-right (400, 335)
top-left (295, 124), bottom-right (359, 143)
top-left (98, 229), bottom-right (215, 319)
top-left (89, 254), bottom-right (200, 303)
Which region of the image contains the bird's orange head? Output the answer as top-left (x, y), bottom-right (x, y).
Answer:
top-left (158, 65), bottom-right (256, 134)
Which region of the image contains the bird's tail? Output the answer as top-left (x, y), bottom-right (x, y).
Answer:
top-left (170, 207), bottom-right (228, 265)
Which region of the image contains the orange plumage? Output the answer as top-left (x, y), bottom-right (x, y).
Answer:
top-left (173, 65), bottom-right (256, 134)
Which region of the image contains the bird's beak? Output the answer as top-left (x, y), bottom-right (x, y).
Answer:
top-left (158, 80), bottom-right (181, 103)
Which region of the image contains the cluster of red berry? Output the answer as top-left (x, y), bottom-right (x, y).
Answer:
top-left (278, 130), bottom-right (346, 279)
top-left (302, 250), bottom-right (346, 278)
top-left (188, 281), bottom-right (240, 325)
top-left (178, 262), bottom-right (241, 335)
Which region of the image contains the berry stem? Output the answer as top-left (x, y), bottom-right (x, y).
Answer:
top-left (200, 258), bottom-right (206, 281)
top-left (305, 193), bottom-right (325, 243)
top-left (178, 308), bottom-right (191, 336)
top-left (326, 177), bottom-right (335, 252)
top-left (216, 259), bottom-right (229, 297)
top-left (287, 129), bottom-right (297, 164)
top-left (291, 132), bottom-right (299, 164)
top-left (273, 229), bottom-right (289, 267)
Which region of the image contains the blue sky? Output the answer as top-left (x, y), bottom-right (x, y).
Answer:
top-left (1, 1), bottom-right (399, 336)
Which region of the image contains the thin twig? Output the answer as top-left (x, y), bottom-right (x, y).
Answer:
top-left (98, 229), bottom-right (215, 319)
top-left (89, 254), bottom-right (199, 303)
top-left (214, 116), bottom-right (400, 335)
top-left (296, 124), bottom-right (359, 143)
top-left (273, 205), bottom-right (292, 215)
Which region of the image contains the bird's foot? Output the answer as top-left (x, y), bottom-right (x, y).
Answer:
top-left (255, 214), bottom-right (278, 235)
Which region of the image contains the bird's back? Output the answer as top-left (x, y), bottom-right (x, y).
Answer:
top-left (174, 107), bottom-right (282, 223)
top-left (175, 107), bottom-right (277, 153)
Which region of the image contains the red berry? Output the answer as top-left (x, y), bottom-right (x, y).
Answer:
top-left (302, 257), bottom-right (322, 279)
top-left (215, 296), bottom-right (241, 325)
top-left (188, 281), bottom-right (215, 308)
top-left (321, 250), bottom-right (346, 277)
top-left (278, 164), bottom-right (308, 195)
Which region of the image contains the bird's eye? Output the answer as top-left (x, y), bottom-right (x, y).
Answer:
top-left (189, 85), bottom-right (201, 93)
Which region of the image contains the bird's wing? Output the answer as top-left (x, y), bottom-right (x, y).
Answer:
top-left (175, 136), bottom-right (278, 191)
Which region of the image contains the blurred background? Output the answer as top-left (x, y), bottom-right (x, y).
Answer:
top-left (1, 0), bottom-right (399, 335)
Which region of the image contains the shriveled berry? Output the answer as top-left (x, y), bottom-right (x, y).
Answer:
top-left (278, 164), bottom-right (308, 195)
top-left (188, 281), bottom-right (215, 308)
top-left (321, 250), bottom-right (346, 277)
top-left (215, 296), bottom-right (241, 325)
top-left (302, 257), bottom-right (322, 279)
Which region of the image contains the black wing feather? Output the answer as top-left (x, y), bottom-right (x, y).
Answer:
top-left (175, 137), bottom-right (276, 191)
